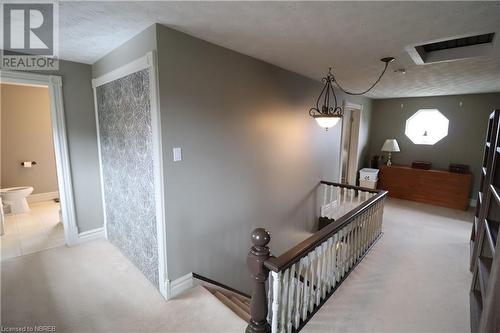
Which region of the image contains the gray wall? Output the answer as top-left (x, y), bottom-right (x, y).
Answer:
top-left (358, 103), bottom-right (373, 170)
top-left (1, 84), bottom-right (58, 194)
top-left (92, 24), bottom-right (157, 78)
top-left (27, 60), bottom-right (104, 232)
top-left (368, 93), bottom-right (500, 199)
top-left (156, 24), bottom-right (371, 293)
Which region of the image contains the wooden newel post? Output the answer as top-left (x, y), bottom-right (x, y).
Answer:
top-left (246, 228), bottom-right (271, 333)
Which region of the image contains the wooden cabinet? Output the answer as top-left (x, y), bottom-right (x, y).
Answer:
top-left (378, 164), bottom-right (471, 210)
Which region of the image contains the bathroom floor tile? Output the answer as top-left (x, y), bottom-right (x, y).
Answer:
top-left (1, 234), bottom-right (22, 259)
top-left (1, 200), bottom-right (64, 260)
top-left (2, 219), bottom-right (19, 235)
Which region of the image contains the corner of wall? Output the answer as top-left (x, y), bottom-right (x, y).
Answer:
top-left (91, 24), bottom-right (159, 79)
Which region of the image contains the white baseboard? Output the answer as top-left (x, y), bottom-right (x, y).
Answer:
top-left (28, 191), bottom-right (59, 203)
top-left (77, 227), bottom-right (105, 243)
top-left (164, 272), bottom-right (194, 300)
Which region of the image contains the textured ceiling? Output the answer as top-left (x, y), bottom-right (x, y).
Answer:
top-left (59, 1), bottom-right (500, 98)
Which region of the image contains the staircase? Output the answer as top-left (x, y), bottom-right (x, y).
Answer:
top-left (204, 286), bottom-right (251, 323)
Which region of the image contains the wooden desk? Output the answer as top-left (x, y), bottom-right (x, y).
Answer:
top-left (378, 165), bottom-right (472, 210)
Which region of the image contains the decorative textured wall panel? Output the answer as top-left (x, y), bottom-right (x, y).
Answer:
top-left (96, 69), bottom-right (158, 287)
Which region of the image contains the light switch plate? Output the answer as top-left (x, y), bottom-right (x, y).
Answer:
top-left (173, 147), bottom-right (182, 162)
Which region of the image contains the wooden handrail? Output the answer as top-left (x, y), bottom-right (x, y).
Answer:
top-left (264, 185), bottom-right (387, 272)
top-left (320, 180), bottom-right (380, 193)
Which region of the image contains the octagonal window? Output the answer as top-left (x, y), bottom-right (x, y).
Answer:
top-left (405, 109), bottom-right (449, 145)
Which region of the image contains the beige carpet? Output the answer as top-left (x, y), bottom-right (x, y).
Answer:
top-left (1, 239), bottom-right (246, 333)
top-left (1, 198), bottom-right (473, 333)
top-left (302, 198), bottom-right (473, 333)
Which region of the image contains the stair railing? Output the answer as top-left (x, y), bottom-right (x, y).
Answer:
top-left (246, 181), bottom-right (387, 333)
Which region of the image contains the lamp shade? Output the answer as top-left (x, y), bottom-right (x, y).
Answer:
top-left (314, 116), bottom-right (341, 129)
top-left (381, 139), bottom-right (400, 152)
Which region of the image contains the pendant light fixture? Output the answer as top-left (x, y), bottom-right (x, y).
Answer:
top-left (309, 57), bottom-right (395, 130)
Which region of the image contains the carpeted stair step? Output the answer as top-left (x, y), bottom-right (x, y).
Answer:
top-left (205, 287), bottom-right (251, 322)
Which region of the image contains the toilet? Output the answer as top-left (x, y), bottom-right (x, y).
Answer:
top-left (0, 187), bottom-right (34, 214)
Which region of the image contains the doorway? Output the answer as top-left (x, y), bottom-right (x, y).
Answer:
top-left (0, 71), bottom-right (78, 261)
top-left (340, 102), bottom-right (362, 185)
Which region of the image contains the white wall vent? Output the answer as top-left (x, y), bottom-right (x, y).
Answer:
top-left (406, 32), bottom-right (498, 65)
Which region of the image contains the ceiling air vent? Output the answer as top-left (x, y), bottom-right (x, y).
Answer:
top-left (406, 32), bottom-right (498, 65)
top-left (422, 33), bottom-right (495, 52)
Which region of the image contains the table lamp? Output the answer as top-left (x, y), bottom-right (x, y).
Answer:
top-left (381, 139), bottom-right (400, 166)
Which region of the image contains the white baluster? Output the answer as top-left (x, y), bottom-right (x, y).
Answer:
top-left (331, 234), bottom-right (338, 288)
top-left (280, 269), bottom-right (289, 333)
top-left (346, 226), bottom-right (351, 271)
top-left (294, 259), bottom-right (304, 329)
top-left (335, 229), bottom-right (342, 282)
top-left (345, 225), bottom-right (350, 271)
top-left (342, 226), bottom-right (351, 277)
top-left (365, 207), bottom-right (371, 249)
top-left (357, 216), bottom-right (362, 258)
top-left (287, 264), bottom-right (296, 333)
top-left (359, 212), bottom-right (364, 257)
top-left (323, 184), bottom-right (328, 207)
top-left (321, 241), bottom-right (329, 298)
top-left (308, 251), bottom-right (315, 313)
top-left (315, 245), bottom-right (323, 306)
top-left (372, 203), bottom-right (378, 241)
top-left (380, 200), bottom-right (385, 234)
top-left (376, 202), bottom-right (381, 236)
top-left (339, 228), bottom-right (346, 277)
top-left (324, 238), bottom-right (332, 295)
top-left (348, 222), bottom-right (353, 268)
top-left (357, 215), bottom-right (363, 258)
top-left (301, 256), bottom-right (310, 320)
top-left (365, 208), bottom-right (371, 252)
top-left (351, 219), bottom-right (357, 266)
top-left (268, 272), bottom-right (273, 324)
top-left (370, 206), bottom-right (375, 244)
top-left (352, 217), bottom-right (358, 263)
top-left (271, 271), bottom-right (282, 333)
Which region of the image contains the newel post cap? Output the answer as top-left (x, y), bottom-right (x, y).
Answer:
top-left (251, 228), bottom-right (270, 247)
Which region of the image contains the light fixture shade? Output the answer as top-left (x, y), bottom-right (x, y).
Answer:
top-left (314, 116), bottom-right (341, 129)
top-left (381, 139), bottom-right (400, 152)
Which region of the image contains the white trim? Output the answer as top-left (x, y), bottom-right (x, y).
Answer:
top-left (344, 101), bottom-right (363, 111)
top-left (92, 77), bottom-right (108, 240)
top-left (0, 71), bottom-right (79, 246)
top-left (28, 191), bottom-right (59, 203)
top-left (78, 227), bottom-right (105, 243)
top-left (148, 51), bottom-right (169, 300)
top-left (165, 273), bottom-right (194, 299)
top-left (92, 51), bottom-right (169, 300)
top-left (91, 55), bottom-right (150, 88)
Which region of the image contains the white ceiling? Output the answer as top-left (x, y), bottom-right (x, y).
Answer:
top-left (59, 1), bottom-right (500, 98)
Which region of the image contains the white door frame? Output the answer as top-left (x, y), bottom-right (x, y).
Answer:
top-left (0, 70), bottom-right (79, 245)
top-left (91, 51), bottom-right (169, 299)
top-left (339, 101), bottom-right (363, 185)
